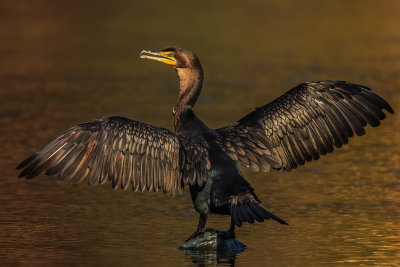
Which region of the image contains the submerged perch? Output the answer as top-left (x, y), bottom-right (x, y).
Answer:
top-left (179, 229), bottom-right (246, 252)
top-left (17, 47), bottom-right (393, 248)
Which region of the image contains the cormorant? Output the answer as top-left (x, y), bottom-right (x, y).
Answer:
top-left (17, 47), bottom-right (393, 241)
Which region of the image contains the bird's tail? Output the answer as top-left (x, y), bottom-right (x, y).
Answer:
top-left (230, 201), bottom-right (288, 227)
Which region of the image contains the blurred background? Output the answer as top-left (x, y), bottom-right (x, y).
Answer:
top-left (1, 0), bottom-right (399, 266)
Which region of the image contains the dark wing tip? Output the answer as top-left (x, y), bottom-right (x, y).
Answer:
top-left (16, 153), bottom-right (36, 170)
top-left (357, 84), bottom-right (394, 114)
top-left (17, 159), bottom-right (35, 178)
top-left (371, 91), bottom-right (394, 115)
top-left (279, 219), bottom-right (289, 225)
top-left (385, 103), bottom-right (394, 114)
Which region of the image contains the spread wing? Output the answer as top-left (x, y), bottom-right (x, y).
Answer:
top-left (216, 81), bottom-right (393, 172)
top-left (17, 116), bottom-right (186, 194)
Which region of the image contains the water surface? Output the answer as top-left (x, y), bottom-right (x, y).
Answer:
top-left (1, 1), bottom-right (400, 266)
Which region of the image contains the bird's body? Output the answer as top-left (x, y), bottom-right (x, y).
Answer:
top-left (17, 47), bottom-right (393, 241)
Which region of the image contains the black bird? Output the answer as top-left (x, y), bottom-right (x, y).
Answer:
top-left (17, 47), bottom-right (393, 241)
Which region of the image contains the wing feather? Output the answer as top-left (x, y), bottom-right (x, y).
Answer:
top-left (17, 116), bottom-right (187, 195)
top-left (216, 81), bottom-right (393, 172)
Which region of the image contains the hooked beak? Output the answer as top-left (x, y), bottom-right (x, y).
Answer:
top-left (140, 50), bottom-right (177, 66)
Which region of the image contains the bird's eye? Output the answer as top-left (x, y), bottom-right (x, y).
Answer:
top-left (169, 53), bottom-right (174, 57)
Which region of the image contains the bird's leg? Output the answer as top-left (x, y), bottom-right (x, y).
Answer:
top-left (186, 212), bottom-right (211, 241)
top-left (229, 219), bottom-right (235, 235)
top-left (218, 216), bottom-right (236, 240)
top-left (224, 217), bottom-right (237, 239)
top-left (228, 218), bottom-right (236, 239)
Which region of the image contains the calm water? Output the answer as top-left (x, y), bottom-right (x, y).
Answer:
top-left (1, 1), bottom-right (400, 266)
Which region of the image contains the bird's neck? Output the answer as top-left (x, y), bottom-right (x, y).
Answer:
top-left (175, 67), bottom-right (203, 111)
top-left (173, 66), bottom-right (207, 134)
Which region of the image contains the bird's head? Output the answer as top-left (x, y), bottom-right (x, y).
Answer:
top-left (140, 47), bottom-right (204, 112)
top-left (140, 47), bottom-right (201, 70)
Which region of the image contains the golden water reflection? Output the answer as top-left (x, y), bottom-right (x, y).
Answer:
top-left (1, 0), bottom-right (399, 266)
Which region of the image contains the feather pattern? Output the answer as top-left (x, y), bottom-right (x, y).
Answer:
top-left (216, 81), bottom-right (393, 172)
top-left (229, 193), bottom-right (288, 226)
top-left (17, 116), bottom-right (211, 195)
